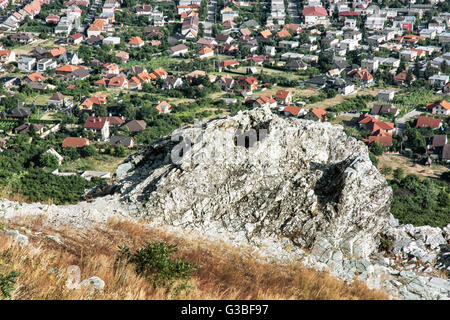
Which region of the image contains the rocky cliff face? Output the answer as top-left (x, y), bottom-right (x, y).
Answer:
top-left (2, 107), bottom-right (449, 299)
top-left (110, 107), bottom-right (392, 260)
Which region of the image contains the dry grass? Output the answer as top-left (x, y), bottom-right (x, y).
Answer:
top-left (306, 87), bottom-right (388, 110)
top-left (0, 216), bottom-right (390, 300)
top-left (377, 154), bottom-right (449, 180)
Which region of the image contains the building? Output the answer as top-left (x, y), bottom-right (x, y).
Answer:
top-left (274, 90), bottom-right (292, 105)
top-left (47, 92), bottom-right (72, 109)
top-left (302, 6), bottom-right (329, 26)
top-left (62, 137), bottom-right (90, 148)
top-left (18, 56), bottom-right (36, 72)
top-left (428, 75), bottom-right (449, 89)
top-left (170, 44), bottom-right (189, 56)
top-left (378, 90), bottom-right (396, 103)
top-left (415, 116), bottom-right (442, 129)
top-left (37, 58), bottom-right (56, 72)
top-left (426, 100), bottom-right (450, 116)
top-left (84, 117), bottom-right (110, 141)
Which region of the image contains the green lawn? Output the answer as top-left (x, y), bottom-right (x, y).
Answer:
top-left (60, 154), bottom-right (129, 174)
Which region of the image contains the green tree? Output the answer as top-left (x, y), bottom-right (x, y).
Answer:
top-left (370, 142), bottom-right (385, 156)
top-left (393, 167), bottom-right (405, 181)
top-left (38, 153), bottom-right (60, 168)
top-left (63, 146), bottom-right (80, 161)
top-left (80, 145), bottom-right (97, 157)
top-left (113, 145), bottom-right (126, 157)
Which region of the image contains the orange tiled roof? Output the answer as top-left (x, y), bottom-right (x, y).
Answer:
top-left (260, 29), bottom-right (272, 38)
top-left (198, 46), bottom-right (213, 55)
top-left (128, 36), bottom-right (144, 45)
top-left (56, 65), bottom-right (81, 72)
top-left (49, 46), bottom-right (66, 57)
top-left (27, 72), bottom-right (45, 82)
top-left (277, 29), bottom-right (291, 38)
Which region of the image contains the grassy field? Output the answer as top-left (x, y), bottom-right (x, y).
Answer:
top-left (60, 154), bottom-right (129, 174)
top-left (306, 86), bottom-right (389, 110)
top-left (377, 154), bottom-right (449, 180)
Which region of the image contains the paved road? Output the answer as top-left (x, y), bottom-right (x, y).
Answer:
top-left (396, 109), bottom-right (421, 136)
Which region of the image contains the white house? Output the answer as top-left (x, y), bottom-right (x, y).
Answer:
top-left (429, 74), bottom-right (450, 89)
top-left (18, 56), bottom-right (36, 72)
top-left (102, 36), bottom-right (121, 46)
top-left (339, 39), bottom-right (359, 51)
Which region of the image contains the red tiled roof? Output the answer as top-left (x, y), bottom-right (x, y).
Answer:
top-left (62, 137), bottom-right (89, 148)
top-left (84, 117), bottom-right (108, 130)
top-left (426, 100), bottom-right (450, 111)
top-left (311, 107), bottom-right (326, 120)
top-left (367, 135), bottom-right (393, 147)
top-left (415, 116), bottom-right (442, 129)
top-left (302, 6), bottom-right (327, 17)
top-left (339, 11), bottom-right (360, 16)
top-left (275, 90), bottom-right (290, 100)
top-left (283, 105), bottom-right (302, 116)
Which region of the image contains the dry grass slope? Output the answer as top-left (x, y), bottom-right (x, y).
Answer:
top-left (0, 216), bottom-right (389, 300)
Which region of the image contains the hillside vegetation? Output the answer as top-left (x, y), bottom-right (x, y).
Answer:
top-left (0, 216), bottom-right (389, 300)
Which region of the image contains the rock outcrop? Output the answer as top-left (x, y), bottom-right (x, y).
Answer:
top-left (109, 106), bottom-right (392, 260)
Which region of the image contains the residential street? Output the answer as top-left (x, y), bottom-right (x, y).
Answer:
top-left (396, 109), bottom-right (421, 136)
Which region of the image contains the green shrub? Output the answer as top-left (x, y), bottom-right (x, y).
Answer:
top-left (0, 270), bottom-right (20, 298)
top-left (380, 166), bottom-right (392, 176)
top-left (80, 145), bottom-right (97, 158)
top-left (389, 174), bottom-right (450, 228)
top-left (379, 235), bottom-right (394, 253)
top-left (116, 241), bottom-right (197, 297)
top-left (38, 153), bottom-right (60, 168)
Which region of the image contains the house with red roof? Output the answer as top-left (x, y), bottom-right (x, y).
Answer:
top-left (347, 68), bottom-right (374, 84)
top-left (62, 137), bottom-right (90, 148)
top-left (108, 76), bottom-right (128, 89)
top-left (128, 36), bottom-right (145, 48)
top-left (277, 29), bottom-right (291, 39)
top-left (45, 14), bottom-right (60, 24)
top-left (394, 70), bottom-right (416, 85)
top-left (101, 63), bottom-right (120, 76)
top-left (237, 76), bottom-right (258, 93)
top-left (260, 29), bottom-right (272, 39)
top-left (359, 115), bottom-right (395, 134)
top-left (219, 59), bottom-right (239, 71)
top-left (415, 116), bottom-right (443, 129)
top-left (302, 6), bottom-right (329, 26)
top-left (151, 67), bottom-right (168, 80)
top-left (128, 76), bottom-right (142, 90)
top-left (305, 107), bottom-right (327, 122)
top-left (252, 94), bottom-right (277, 108)
top-left (365, 132), bottom-right (393, 148)
top-left (426, 100), bottom-right (450, 116)
top-left (78, 93), bottom-right (108, 112)
top-left (70, 33), bottom-right (84, 44)
top-left (274, 90), bottom-right (293, 105)
top-left (282, 105), bottom-right (304, 117)
top-left (0, 49), bottom-right (16, 64)
top-left (155, 101), bottom-right (171, 114)
top-left (198, 46), bottom-right (214, 59)
top-left (84, 117), bottom-right (110, 141)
